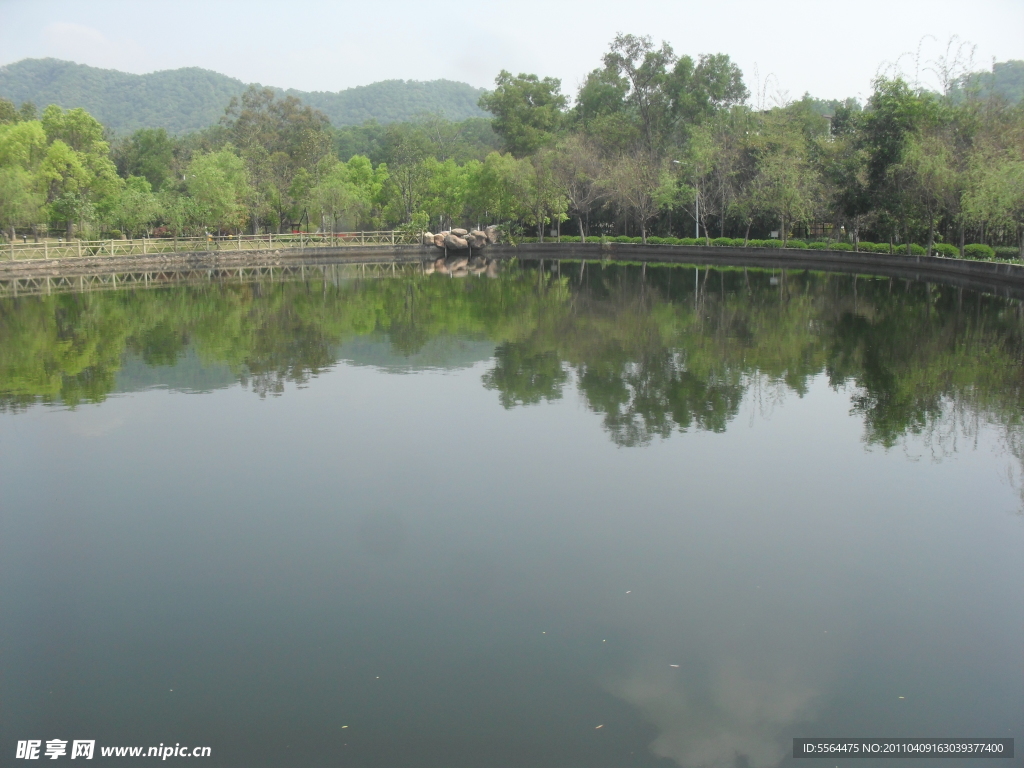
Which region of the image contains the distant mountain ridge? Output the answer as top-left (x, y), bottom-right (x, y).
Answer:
top-left (0, 58), bottom-right (489, 134)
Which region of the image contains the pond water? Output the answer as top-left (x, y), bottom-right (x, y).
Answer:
top-left (2, 261), bottom-right (1022, 767)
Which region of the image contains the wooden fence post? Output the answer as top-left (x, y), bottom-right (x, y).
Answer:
top-left (44, 240), bottom-right (48, 259)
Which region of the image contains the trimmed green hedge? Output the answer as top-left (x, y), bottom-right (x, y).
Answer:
top-left (931, 243), bottom-right (959, 257)
top-left (964, 243), bottom-right (995, 260)
top-left (512, 234), bottom-right (1010, 261)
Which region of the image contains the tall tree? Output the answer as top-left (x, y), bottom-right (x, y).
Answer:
top-left (479, 71), bottom-right (567, 157)
top-left (551, 135), bottom-right (607, 241)
top-left (602, 34), bottom-right (677, 154)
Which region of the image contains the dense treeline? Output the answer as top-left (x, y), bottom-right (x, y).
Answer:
top-left (0, 37), bottom-right (1022, 257)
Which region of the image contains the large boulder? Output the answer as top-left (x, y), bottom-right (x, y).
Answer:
top-left (484, 225), bottom-right (500, 244)
top-left (467, 230), bottom-right (488, 248)
top-left (432, 233), bottom-right (446, 248)
top-left (421, 231), bottom-right (435, 245)
top-left (450, 227), bottom-right (469, 236)
top-left (444, 233), bottom-right (469, 250)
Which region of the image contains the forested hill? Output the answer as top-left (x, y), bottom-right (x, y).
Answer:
top-left (0, 58), bottom-right (489, 133)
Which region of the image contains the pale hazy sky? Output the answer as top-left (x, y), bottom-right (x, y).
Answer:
top-left (1, 0), bottom-right (1022, 104)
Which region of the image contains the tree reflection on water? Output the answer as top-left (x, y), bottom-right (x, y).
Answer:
top-left (1, 261), bottom-right (1022, 506)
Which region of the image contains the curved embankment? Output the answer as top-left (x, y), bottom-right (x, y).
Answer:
top-left (1, 242), bottom-right (1023, 300)
top-left (490, 242), bottom-right (1024, 300)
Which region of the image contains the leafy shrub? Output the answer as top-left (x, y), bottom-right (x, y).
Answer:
top-left (677, 237), bottom-right (699, 246)
top-left (993, 246), bottom-right (1019, 260)
top-left (931, 243), bottom-right (959, 258)
top-left (711, 237), bottom-right (734, 247)
top-left (887, 243), bottom-right (921, 255)
top-left (761, 239), bottom-right (783, 248)
top-left (662, 237), bottom-right (682, 245)
top-left (107, 229), bottom-right (122, 239)
top-left (830, 242), bottom-right (854, 251)
top-left (807, 241), bottom-right (829, 250)
top-left (784, 239), bottom-right (808, 249)
top-left (858, 241), bottom-right (893, 253)
top-left (964, 243), bottom-right (995, 260)
top-left (559, 235), bottom-right (581, 242)
top-left (745, 239), bottom-right (766, 248)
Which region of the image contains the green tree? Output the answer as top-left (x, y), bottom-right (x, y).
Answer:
top-left (551, 135), bottom-right (607, 241)
top-left (861, 78), bottom-right (935, 253)
top-left (0, 167), bottom-right (44, 240)
top-left (667, 53), bottom-right (749, 127)
top-left (609, 153), bottom-right (669, 243)
top-left (185, 149), bottom-right (249, 233)
top-left (602, 34), bottom-right (676, 154)
top-left (964, 145), bottom-right (1024, 258)
top-left (479, 71), bottom-right (567, 157)
top-left (114, 128), bottom-right (175, 191)
top-left (112, 176), bottom-right (159, 238)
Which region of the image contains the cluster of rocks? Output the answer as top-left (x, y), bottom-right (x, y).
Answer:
top-left (421, 225), bottom-right (500, 251)
top-left (423, 253), bottom-right (500, 278)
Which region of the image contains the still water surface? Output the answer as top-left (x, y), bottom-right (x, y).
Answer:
top-left (1, 261), bottom-right (1022, 767)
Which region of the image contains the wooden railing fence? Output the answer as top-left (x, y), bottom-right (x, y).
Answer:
top-left (2, 231), bottom-right (416, 261)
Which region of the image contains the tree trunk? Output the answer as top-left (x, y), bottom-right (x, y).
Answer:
top-left (744, 221), bottom-right (752, 246)
top-left (926, 214), bottom-right (935, 257)
top-left (959, 220), bottom-right (965, 259)
top-left (640, 219), bottom-right (647, 245)
top-left (905, 220), bottom-right (912, 257)
top-left (577, 215), bottom-right (586, 244)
